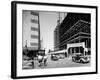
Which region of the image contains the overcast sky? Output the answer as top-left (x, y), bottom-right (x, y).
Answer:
top-left (39, 11), bottom-right (59, 53)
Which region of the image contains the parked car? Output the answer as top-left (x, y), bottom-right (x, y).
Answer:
top-left (72, 54), bottom-right (90, 63)
top-left (51, 55), bottom-right (59, 61)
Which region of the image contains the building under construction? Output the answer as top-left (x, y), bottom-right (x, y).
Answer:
top-left (54, 13), bottom-right (91, 56)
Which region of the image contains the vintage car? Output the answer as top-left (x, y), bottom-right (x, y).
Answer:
top-left (72, 54), bottom-right (90, 63)
top-left (51, 55), bottom-right (59, 61)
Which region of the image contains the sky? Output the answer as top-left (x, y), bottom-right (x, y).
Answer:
top-left (39, 11), bottom-right (59, 53)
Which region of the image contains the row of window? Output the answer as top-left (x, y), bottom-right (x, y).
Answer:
top-left (31, 27), bottom-right (38, 31)
top-left (59, 20), bottom-right (90, 43)
top-left (31, 11), bottom-right (39, 16)
top-left (31, 35), bottom-right (38, 39)
top-left (31, 19), bottom-right (38, 24)
top-left (30, 42), bottom-right (38, 46)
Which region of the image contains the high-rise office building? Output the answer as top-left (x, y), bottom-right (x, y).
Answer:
top-left (22, 10), bottom-right (41, 57)
top-left (22, 10), bottom-right (40, 50)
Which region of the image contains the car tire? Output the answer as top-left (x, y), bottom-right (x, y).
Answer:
top-left (80, 60), bottom-right (84, 63)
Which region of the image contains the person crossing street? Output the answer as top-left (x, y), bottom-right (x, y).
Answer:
top-left (43, 55), bottom-right (47, 66)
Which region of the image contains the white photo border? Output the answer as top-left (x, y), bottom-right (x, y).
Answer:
top-left (11, 1), bottom-right (98, 79)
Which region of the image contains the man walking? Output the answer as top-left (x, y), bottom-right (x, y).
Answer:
top-left (43, 55), bottom-right (47, 66)
top-left (38, 55), bottom-right (43, 67)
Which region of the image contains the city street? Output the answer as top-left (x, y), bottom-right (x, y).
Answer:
top-left (22, 11), bottom-right (91, 70)
top-left (23, 55), bottom-right (91, 69)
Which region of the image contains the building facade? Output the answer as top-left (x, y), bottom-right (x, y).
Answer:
top-left (30, 11), bottom-right (41, 50)
top-left (54, 20), bottom-right (60, 50)
top-left (54, 12), bottom-right (67, 50)
top-left (23, 10), bottom-right (40, 50)
top-left (54, 13), bottom-right (91, 55)
top-left (22, 10), bottom-right (41, 57)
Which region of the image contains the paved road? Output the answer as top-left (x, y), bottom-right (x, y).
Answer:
top-left (23, 55), bottom-right (91, 69)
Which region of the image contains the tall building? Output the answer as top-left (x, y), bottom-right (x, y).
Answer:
top-left (54, 13), bottom-right (91, 55)
top-left (54, 12), bottom-right (67, 50)
top-left (30, 11), bottom-right (40, 50)
top-left (22, 10), bottom-right (41, 57)
top-left (54, 20), bottom-right (60, 50)
top-left (22, 10), bottom-right (40, 50)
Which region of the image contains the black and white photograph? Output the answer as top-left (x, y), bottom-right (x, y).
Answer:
top-left (11, 1), bottom-right (97, 79)
top-left (22, 11), bottom-right (91, 69)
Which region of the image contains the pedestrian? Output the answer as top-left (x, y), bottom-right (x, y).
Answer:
top-left (31, 57), bottom-right (34, 68)
top-left (43, 55), bottom-right (47, 66)
top-left (31, 61), bottom-right (34, 68)
top-left (38, 55), bottom-right (43, 67)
